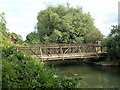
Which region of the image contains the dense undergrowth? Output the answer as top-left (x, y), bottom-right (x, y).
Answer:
top-left (101, 25), bottom-right (120, 63)
top-left (2, 46), bottom-right (80, 88)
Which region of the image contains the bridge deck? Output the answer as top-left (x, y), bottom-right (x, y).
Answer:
top-left (32, 53), bottom-right (104, 61)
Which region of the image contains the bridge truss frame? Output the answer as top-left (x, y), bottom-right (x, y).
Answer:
top-left (14, 44), bottom-right (103, 61)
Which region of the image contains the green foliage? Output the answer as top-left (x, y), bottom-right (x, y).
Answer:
top-left (105, 25), bottom-right (120, 62)
top-left (0, 12), bottom-right (10, 44)
top-left (36, 5), bottom-right (103, 45)
top-left (0, 13), bottom-right (24, 46)
top-left (2, 46), bottom-right (79, 88)
top-left (11, 33), bottom-right (23, 44)
top-left (106, 37), bottom-right (120, 62)
top-left (84, 29), bottom-right (103, 43)
top-left (0, 12), bottom-right (7, 33)
top-left (109, 25), bottom-right (120, 37)
top-left (25, 31), bottom-right (40, 45)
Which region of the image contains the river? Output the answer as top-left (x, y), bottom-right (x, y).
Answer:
top-left (47, 60), bottom-right (120, 88)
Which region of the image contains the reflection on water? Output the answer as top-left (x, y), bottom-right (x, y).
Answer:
top-left (48, 60), bottom-right (120, 88)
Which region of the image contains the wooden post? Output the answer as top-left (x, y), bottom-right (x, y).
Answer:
top-left (60, 47), bottom-right (64, 60)
top-left (79, 46), bottom-right (81, 54)
top-left (16, 47), bottom-right (19, 52)
top-left (39, 47), bottom-right (43, 61)
top-left (95, 41), bottom-right (101, 53)
top-left (50, 48), bottom-right (52, 57)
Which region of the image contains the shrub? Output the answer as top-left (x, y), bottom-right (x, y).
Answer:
top-left (2, 47), bottom-right (79, 88)
top-left (101, 25), bottom-right (120, 62)
top-left (106, 37), bottom-right (120, 62)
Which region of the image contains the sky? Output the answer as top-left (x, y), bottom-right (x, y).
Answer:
top-left (0, 0), bottom-right (119, 40)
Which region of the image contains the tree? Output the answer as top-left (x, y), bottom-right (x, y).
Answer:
top-left (109, 25), bottom-right (120, 37)
top-left (25, 32), bottom-right (40, 44)
top-left (0, 12), bottom-right (11, 44)
top-left (105, 25), bottom-right (120, 62)
top-left (11, 33), bottom-right (23, 44)
top-left (84, 28), bottom-right (103, 44)
top-left (36, 5), bottom-right (102, 44)
top-left (0, 12), bottom-right (7, 33)
top-left (0, 13), bottom-right (23, 46)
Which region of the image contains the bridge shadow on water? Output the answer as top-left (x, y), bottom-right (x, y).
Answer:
top-left (45, 56), bottom-right (106, 67)
top-left (45, 58), bottom-right (84, 67)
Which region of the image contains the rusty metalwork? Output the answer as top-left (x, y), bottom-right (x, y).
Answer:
top-left (14, 44), bottom-right (104, 61)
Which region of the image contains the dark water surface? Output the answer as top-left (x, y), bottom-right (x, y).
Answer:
top-left (48, 60), bottom-right (120, 88)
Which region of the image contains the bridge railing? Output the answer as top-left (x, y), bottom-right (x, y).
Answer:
top-left (13, 44), bottom-right (106, 60)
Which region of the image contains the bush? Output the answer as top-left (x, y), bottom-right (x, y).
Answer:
top-left (106, 37), bottom-right (120, 62)
top-left (2, 47), bottom-right (79, 88)
top-left (101, 25), bottom-right (120, 62)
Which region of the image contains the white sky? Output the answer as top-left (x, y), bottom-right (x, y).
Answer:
top-left (0, 0), bottom-right (119, 40)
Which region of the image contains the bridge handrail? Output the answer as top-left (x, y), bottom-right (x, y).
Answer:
top-left (13, 44), bottom-right (102, 50)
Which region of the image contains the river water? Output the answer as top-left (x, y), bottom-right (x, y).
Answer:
top-left (47, 60), bottom-right (120, 88)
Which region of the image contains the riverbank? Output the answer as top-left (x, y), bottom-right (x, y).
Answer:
top-left (83, 59), bottom-right (120, 67)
